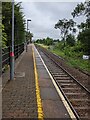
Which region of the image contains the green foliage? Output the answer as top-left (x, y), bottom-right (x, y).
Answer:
top-left (77, 28), bottom-right (90, 54)
top-left (66, 34), bottom-right (75, 46)
top-left (71, 2), bottom-right (85, 17)
top-left (54, 41), bottom-right (65, 50)
top-left (53, 40), bottom-right (84, 58)
top-left (77, 22), bottom-right (86, 30)
top-left (2, 2), bottom-right (25, 46)
top-left (72, 1), bottom-right (90, 20)
top-left (35, 39), bottom-right (43, 44)
top-left (2, 24), bottom-right (7, 48)
top-left (35, 37), bottom-right (53, 46)
top-left (71, 41), bottom-right (83, 53)
top-left (50, 45), bottom-right (90, 72)
top-left (67, 58), bottom-right (90, 72)
top-left (2, 2), bottom-right (12, 46)
top-left (14, 2), bottom-right (25, 44)
top-left (72, 1), bottom-right (90, 54)
top-left (63, 46), bottom-right (83, 58)
top-left (26, 31), bottom-right (33, 43)
top-left (45, 37), bottom-right (53, 46)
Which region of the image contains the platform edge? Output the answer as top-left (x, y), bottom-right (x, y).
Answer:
top-left (32, 44), bottom-right (44, 119)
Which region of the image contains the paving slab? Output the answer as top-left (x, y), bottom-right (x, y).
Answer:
top-left (39, 80), bottom-right (54, 88)
top-left (42, 100), bottom-right (70, 118)
top-left (40, 88), bottom-right (60, 100)
top-left (2, 44), bottom-right (38, 119)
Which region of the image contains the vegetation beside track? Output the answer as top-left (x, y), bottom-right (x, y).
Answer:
top-left (51, 48), bottom-right (90, 73)
top-left (35, 43), bottom-right (90, 74)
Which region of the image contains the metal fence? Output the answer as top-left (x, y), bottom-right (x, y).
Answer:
top-left (2, 43), bottom-right (24, 69)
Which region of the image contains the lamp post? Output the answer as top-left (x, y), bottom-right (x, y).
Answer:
top-left (26, 19), bottom-right (31, 52)
top-left (10, 0), bottom-right (14, 80)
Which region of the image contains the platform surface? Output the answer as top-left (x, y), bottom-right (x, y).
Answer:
top-left (2, 45), bottom-right (37, 118)
top-left (2, 44), bottom-right (72, 119)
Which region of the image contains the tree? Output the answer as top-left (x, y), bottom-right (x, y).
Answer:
top-left (77, 22), bottom-right (86, 31)
top-left (26, 31), bottom-right (33, 43)
top-left (71, 2), bottom-right (85, 18)
top-left (66, 34), bottom-right (75, 46)
top-left (2, 2), bottom-right (12, 46)
top-left (72, 1), bottom-right (90, 54)
top-left (35, 37), bottom-right (53, 46)
top-left (55, 18), bottom-right (76, 46)
top-left (77, 28), bottom-right (90, 54)
top-left (2, 2), bottom-right (25, 46)
top-left (71, 1), bottom-right (90, 29)
top-left (2, 24), bottom-right (7, 48)
top-left (14, 2), bottom-right (26, 44)
top-left (45, 37), bottom-right (53, 46)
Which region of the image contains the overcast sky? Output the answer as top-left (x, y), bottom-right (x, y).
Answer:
top-left (15, 0), bottom-right (86, 40)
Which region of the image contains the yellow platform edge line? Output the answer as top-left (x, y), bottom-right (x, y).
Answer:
top-left (32, 45), bottom-right (44, 120)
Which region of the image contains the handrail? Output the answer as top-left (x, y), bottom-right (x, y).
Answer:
top-left (2, 43), bottom-right (24, 70)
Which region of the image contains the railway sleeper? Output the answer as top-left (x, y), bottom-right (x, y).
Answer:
top-left (62, 88), bottom-right (83, 93)
top-left (60, 83), bottom-right (77, 86)
top-left (75, 107), bottom-right (90, 117)
top-left (70, 98), bottom-right (90, 102)
top-left (55, 77), bottom-right (71, 80)
top-left (62, 87), bottom-right (81, 90)
top-left (50, 70), bottom-right (64, 73)
top-left (48, 68), bottom-right (63, 71)
top-left (53, 74), bottom-right (68, 77)
top-left (66, 93), bottom-right (87, 99)
top-left (51, 72), bottom-right (65, 75)
top-left (65, 92), bottom-right (86, 95)
top-left (57, 80), bottom-right (73, 83)
top-left (70, 101), bottom-right (89, 107)
top-left (59, 84), bottom-right (78, 88)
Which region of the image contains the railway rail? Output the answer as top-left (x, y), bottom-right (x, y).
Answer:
top-left (35, 44), bottom-right (90, 120)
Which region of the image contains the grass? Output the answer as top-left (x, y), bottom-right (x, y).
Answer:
top-left (51, 49), bottom-right (90, 73)
top-left (37, 44), bottom-right (49, 49)
top-left (67, 58), bottom-right (90, 72)
top-left (37, 44), bottom-right (90, 73)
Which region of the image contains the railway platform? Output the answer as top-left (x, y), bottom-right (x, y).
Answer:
top-left (2, 44), bottom-right (75, 119)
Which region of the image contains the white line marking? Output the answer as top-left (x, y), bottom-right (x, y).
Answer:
top-left (34, 45), bottom-right (77, 120)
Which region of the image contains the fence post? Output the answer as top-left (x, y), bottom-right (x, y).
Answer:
top-left (18, 44), bottom-right (19, 58)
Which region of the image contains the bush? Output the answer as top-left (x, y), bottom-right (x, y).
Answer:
top-left (66, 34), bottom-right (75, 46)
top-left (77, 28), bottom-right (90, 54)
top-left (54, 41), bottom-right (65, 50)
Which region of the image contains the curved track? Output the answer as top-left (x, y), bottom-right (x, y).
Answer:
top-left (35, 45), bottom-right (90, 120)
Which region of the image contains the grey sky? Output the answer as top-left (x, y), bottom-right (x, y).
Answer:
top-left (15, 1), bottom-right (86, 40)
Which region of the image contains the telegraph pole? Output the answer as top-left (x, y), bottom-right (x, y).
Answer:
top-left (10, 0), bottom-right (14, 80)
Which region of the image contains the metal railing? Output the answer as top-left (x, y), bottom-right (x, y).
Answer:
top-left (2, 43), bottom-right (24, 69)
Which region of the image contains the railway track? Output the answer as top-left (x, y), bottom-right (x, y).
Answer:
top-left (35, 44), bottom-right (90, 120)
